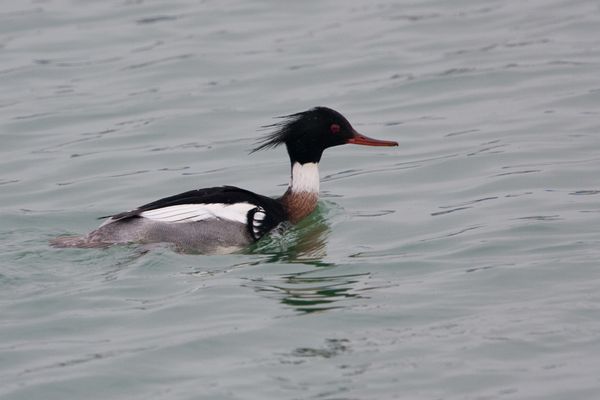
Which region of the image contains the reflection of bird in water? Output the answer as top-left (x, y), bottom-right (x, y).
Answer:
top-left (245, 267), bottom-right (370, 314)
top-left (246, 202), bottom-right (371, 314)
top-left (251, 201), bottom-right (337, 264)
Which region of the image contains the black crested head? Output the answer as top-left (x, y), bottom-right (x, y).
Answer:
top-left (251, 107), bottom-right (358, 164)
top-left (251, 106), bottom-right (398, 164)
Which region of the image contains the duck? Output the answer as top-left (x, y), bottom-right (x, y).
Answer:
top-left (52, 107), bottom-right (398, 252)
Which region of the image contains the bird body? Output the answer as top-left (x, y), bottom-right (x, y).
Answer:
top-left (52, 107), bottom-right (398, 252)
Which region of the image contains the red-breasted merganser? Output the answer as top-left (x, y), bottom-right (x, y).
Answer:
top-left (52, 107), bottom-right (398, 252)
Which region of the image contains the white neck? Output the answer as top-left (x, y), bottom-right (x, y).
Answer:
top-left (289, 162), bottom-right (320, 193)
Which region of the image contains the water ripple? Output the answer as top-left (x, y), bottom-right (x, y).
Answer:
top-left (2, 0), bottom-right (600, 398)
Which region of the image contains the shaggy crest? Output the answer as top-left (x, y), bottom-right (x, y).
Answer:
top-left (251, 106), bottom-right (348, 153)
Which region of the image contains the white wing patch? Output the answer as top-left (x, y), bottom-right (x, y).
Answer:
top-left (140, 203), bottom-right (255, 224)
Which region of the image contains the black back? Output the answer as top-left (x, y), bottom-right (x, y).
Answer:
top-left (106, 186), bottom-right (287, 239)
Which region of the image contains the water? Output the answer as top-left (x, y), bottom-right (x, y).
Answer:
top-left (2, 0), bottom-right (600, 398)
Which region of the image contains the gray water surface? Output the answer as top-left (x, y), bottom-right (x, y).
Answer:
top-left (2, 0), bottom-right (600, 399)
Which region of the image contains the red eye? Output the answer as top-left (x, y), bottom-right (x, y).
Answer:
top-left (330, 124), bottom-right (340, 134)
